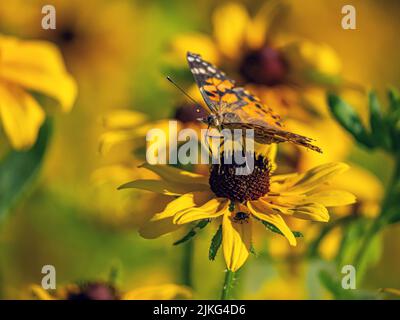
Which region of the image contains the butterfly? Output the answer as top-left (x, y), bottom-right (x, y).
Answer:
top-left (187, 51), bottom-right (322, 153)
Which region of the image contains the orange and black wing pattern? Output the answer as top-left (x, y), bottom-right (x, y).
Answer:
top-left (186, 52), bottom-right (321, 153)
top-left (186, 51), bottom-right (236, 113)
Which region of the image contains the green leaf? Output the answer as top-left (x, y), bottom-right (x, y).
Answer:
top-left (387, 88), bottom-right (400, 150)
top-left (173, 219), bottom-right (209, 245)
top-left (209, 224), bottom-right (222, 261)
top-left (261, 220), bottom-right (303, 238)
top-left (0, 119), bottom-right (52, 222)
top-left (368, 91), bottom-right (391, 150)
top-left (336, 219), bottom-right (382, 281)
top-left (327, 93), bottom-right (374, 148)
top-left (388, 87), bottom-right (400, 112)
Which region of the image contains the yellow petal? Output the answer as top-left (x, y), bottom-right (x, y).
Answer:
top-left (306, 190), bottom-right (356, 207)
top-left (102, 110), bottom-right (148, 129)
top-left (289, 202), bottom-right (330, 222)
top-left (139, 216), bottom-right (181, 239)
top-left (98, 119), bottom-right (172, 154)
top-left (331, 165), bottom-right (383, 203)
top-left (0, 82), bottom-right (45, 149)
top-left (273, 162), bottom-right (350, 194)
top-left (151, 192), bottom-right (212, 221)
top-left (118, 179), bottom-right (209, 196)
top-left (281, 40), bottom-right (342, 82)
top-left (247, 201), bottom-right (296, 246)
top-left (222, 212), bottom-right (252, 272)
top-left (173, 198), bottom-right (229, 224)
top-left (212, 3), bottom-right (249, 58)
top-left (0, 35), bottom-right (77, 112)
top-left (30, 285), bottom-right (55, 300)
top-left (138, 193), bottom-right (196, 238)
top-left (140, 163), bottom-right (209, 185)
top-left (122, 284), bottom-right (192, 300)
top-left (259, 196), bottom-right (330, 222)
top-left (98, 130), bottom-right (142, 155)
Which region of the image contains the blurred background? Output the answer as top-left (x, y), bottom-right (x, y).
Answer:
top-left (0, 0), bottom-right (400, 299)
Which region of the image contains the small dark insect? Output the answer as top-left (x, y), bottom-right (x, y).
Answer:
top-left (233, 211), bottom-right (250, 224)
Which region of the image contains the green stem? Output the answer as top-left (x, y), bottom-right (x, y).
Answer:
top-left (220, 270), bottom-right (235, 300)
top-left (353, 154), bottom-right (400, 270)
top-left (181, 240), bottom-right (194, 288)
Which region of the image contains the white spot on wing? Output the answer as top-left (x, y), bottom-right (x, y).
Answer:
top-left (207, 66), bottom-right (216, 73)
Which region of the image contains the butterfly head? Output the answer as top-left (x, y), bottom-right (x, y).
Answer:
top-left (198, 114), bottom-right (222, 129)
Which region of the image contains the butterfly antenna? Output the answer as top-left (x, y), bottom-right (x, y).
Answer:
top-left (166, 76), bottom-right (203, 112)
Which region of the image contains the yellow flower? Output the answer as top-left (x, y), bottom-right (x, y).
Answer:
top-left (0, 0), bottom-right (138, 124)
top-left (0, 35), bottom-right (76, 149)
top-left (170, 2), bottom-right (341, 88)
top-left (0, 0), bottom-right (137, 78)
top-left (31, 282), bottom-right (191, 300)
top-left (119, 149), bottom-right (356, 272)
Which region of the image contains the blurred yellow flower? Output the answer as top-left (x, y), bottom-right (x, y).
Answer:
top-left (0, 0), bottom-right (138, 121)
top-left (90, 162), bottom-right (171, 229)
top-left (119, 149), bottom-right (355, 272)
top-left (99, 110), bottom-right (155, 156)
top-left (0, 35), bottom-right (76, 149)
top-left (281, 40), bottom-right (342, 84)
top-left (99, 108), bottom-right (210, 164)
top-left (31, 282), bottom-right (191, 300)
top-left (246, 276), bottom-right (306, 300)
top-left (169, 1), bottom-right (342, 95)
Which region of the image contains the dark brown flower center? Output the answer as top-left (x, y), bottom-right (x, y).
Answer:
top-left (174, 103), bottom-right (208, 123)
top-left (239, 46), bottom-right (288, 86)
top-left (209, 153), bottom-right (271, 202)
top-left (67, 282), bottom-right (118, 300)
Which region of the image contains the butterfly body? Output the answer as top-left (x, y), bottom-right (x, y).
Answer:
top-left (187, 51), bottom-right (322, 153)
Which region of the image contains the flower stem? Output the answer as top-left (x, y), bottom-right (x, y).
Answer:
top-left (181, 240), bottom-right (194, 288)
top-left (220, 270), bottom-right (235, 300)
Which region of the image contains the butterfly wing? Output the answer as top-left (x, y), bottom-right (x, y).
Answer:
top-left (187, 52), bottom-right (321, 153)
top-left (223, 120), bottom-right (322, 153)
top-left (187, 51), bottom-right (236, 113)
